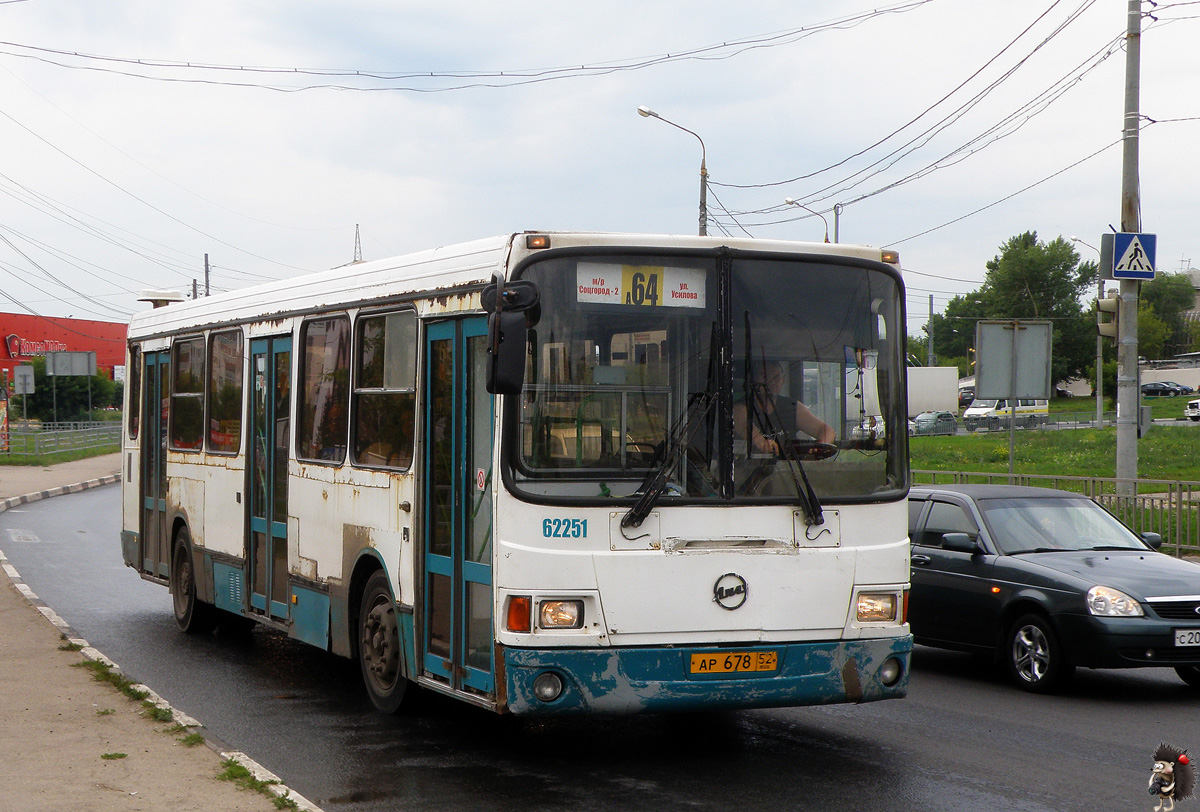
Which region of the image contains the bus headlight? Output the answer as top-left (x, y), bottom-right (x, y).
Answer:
top-left (539, 600), bottom-right (584, 629)
top-left (856, 592), bottom-right (897, 623)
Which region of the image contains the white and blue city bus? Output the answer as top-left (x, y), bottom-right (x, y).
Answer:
top-left (120, 231), bottom-right (912, 714)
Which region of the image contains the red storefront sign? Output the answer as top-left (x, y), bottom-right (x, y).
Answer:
top-left (0, 313), bottom-right (126, 381)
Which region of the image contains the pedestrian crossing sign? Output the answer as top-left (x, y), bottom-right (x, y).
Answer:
top-left (1111, 232), bottom-right (1156, 280)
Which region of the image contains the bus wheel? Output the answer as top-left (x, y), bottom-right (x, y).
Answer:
top-left (358, 570), bottom-right (407, 713)
top-left (171, 529), bottom-right (216, 634)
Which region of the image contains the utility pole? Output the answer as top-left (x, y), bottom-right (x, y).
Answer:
top-left (204, 253), bottom-right (211, 296)
top-left (926, 295), bottom-right (934, 366)
top-left (1115, 0), bottom-right (1141, 495)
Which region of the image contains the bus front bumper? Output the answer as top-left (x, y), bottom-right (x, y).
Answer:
top-left (502, 635), bottom-right (912, 714)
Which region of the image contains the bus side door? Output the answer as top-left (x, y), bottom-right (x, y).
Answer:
top-left (247, 336), bottom-right (292, 621)
top-left (141, 350), bottom-right (170, 578)
top-left (422, 317), bottom-right (494, 695)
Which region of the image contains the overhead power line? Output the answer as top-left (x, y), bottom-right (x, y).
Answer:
top-left (0, 1), bottom-right (938, 92)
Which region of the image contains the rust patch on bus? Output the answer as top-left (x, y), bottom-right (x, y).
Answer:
top-left (343, 524), bottom-right (375, 550)
top-left (840, 658), bottom-right (863, 702)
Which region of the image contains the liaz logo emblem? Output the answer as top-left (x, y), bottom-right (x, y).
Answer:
top-left (713, 573), bottom-right (748, 610)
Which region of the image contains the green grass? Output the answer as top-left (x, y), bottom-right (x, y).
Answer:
top-left (218, 759), bottom-right (299, 810)
top-left (0, 443), bottom-right (120, 467)
top-left (73, 659), bottom-right (150, 702)
top-left (101, 752), bottom-right (127, 760)
top-left (910, 424), bottom-right (1200, 482)
top-left (177, 731), bottom-right (205, 747)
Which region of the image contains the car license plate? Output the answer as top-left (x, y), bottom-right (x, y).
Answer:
top-left (1175, 629), bottom-right (1200, 647)
top-left (689, 651), bottom-right (779, 674)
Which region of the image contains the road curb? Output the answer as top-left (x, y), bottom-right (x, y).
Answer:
top-left (0, 473), bottom-right (122, 514)
top-left (0, 478), bottom-right (325, 812)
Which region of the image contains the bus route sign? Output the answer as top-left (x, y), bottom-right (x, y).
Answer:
top-left (1111, 232), bottom-right (1156, 280)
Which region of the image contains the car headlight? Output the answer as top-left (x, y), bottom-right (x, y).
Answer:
top-left (1086, 585), bottom-right (1144, 617)
top-left (857, 592), bottom-right (898, 623)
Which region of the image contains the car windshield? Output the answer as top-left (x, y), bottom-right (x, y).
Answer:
top-left (970, 400), bottom-right (997, 408)
top-left (976, 496), bottom-right (1148, 554)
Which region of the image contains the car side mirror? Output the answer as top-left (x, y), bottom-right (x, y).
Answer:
top-left (1141, 531), bottom-right (1163, 550)
top-left (941, 532), bottom-right (981, 555)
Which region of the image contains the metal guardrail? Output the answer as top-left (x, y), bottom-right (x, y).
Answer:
top-left (913, 469), bottom-right (1200, 557)
top-left (1, 422), bottom-right (122, 456)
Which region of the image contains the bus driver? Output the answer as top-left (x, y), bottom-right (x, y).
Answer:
top-left (733, 360), bottom-right (835, 457)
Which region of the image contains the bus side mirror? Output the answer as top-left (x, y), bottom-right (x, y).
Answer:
top-left (482, 276), bottom-right (540, 396)
top-left (487, 310), bottom-right (527, 395)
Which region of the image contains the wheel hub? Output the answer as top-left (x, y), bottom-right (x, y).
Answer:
top-left (1013, 625), bottom-right (1050, 683)
top-left (362, 600), bottom-right (399, 685)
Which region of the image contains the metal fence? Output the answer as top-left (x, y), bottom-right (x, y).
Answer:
top-left (1, 421), bottom-right (122, 456)
top-left (912, 469), bottom-right (1200, 557)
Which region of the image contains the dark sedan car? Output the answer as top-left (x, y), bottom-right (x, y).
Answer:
top-left (908, 484), bottom-right (1200, 692)
top-left (1141, 381), bottom-right (1185, 397)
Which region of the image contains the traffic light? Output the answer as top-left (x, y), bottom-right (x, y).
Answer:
top-left (1097, 290), bottom-right (1119, 340)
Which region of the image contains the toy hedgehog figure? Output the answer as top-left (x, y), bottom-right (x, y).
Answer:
top-left (1150, 743), bottom-right (1195, 812)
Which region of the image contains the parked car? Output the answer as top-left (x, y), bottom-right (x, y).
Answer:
top-left (958, 387), bottom-right (975, 408)
top-left (908, 484), bottom-right (1200, 693)
top-left (1141, 381), bottom-right (1186, 397)
top-left (1160, 380), bottom-right (1194, 395)
top-left (909, 410), bottom-right (958, 436)
top-left (1186, 399), bottom-right (1200, 422)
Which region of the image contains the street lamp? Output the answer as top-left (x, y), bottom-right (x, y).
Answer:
top-left (1071, 235), bottom-right (1105, 429)
top-left (637, 106), bottom-right (707, 236)
top-left (784, 198), bottom-right (830, 243)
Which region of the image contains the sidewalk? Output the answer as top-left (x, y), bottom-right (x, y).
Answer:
top-left (0, 454), bottom-right (312, 812)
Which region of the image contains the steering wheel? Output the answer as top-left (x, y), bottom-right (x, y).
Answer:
top-left (787, 440), bottom-right (839, 461)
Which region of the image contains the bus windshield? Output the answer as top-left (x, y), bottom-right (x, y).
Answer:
top-left (506, 250), bottom-right (907, 503)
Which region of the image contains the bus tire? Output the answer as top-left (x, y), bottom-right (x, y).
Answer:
top-left (358, 569), bottom-right (408, 713)
top-left (171, 528), bottom-right (216, 635)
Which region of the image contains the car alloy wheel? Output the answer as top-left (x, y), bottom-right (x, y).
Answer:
top-left (1005, 614), bottom-right (1073, 693)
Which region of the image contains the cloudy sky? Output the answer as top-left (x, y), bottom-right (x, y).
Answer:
top-left (1, 0), bottom-right (1196, 335)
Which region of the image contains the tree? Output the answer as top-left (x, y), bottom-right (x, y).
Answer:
top-left (916, 231), bottom-right (1098, 386)
top-left (1140, 271), bottom-right (1197, 358)
top-left (1137, 303), bottom-right (1171, 361)
top-left (13, 357), bottom-right (120, 422)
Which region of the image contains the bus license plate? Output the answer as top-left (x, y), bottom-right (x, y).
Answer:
top-left (689, 651), bottom-right (779, 675)
top-left (1175, 629), bottom-right (1200, 646)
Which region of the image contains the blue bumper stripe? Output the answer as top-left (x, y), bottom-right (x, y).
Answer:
top-left (503, 635), bottom-right (912, 714)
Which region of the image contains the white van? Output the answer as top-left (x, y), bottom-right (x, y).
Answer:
top-left (962, 398), bottom-right (1049, 431)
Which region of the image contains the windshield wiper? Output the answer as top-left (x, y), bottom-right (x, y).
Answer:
top-left (621, 324), bottom-right (720, 531)
top-left (1008, 547), bottom-right (1062, 555)
top-left (744, 315), bottom-right (823, 526)
top-left (620, 387), bottom-right (716, 530)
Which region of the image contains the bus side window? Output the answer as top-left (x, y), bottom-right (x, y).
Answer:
top-left (128, 345), bottom-right (141, 440)
top-left (298, 315), bottom-right (351, 464)
top-left (207, 331), bottom-right (243, 454)
top-left (353, 311), bottom-right (416, 469)
top-left (170, 337), bottom-right (205, 451)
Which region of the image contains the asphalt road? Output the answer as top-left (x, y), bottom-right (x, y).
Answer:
top-left (3, 486), bottom-right (1196, 812)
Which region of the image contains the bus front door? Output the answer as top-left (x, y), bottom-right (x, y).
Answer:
top-left (248, 336), bottom-right (292, 621)
top-left (141, 351), bottom-right (170, 579)
top-left (423, 317), bottom-right (495, 695)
